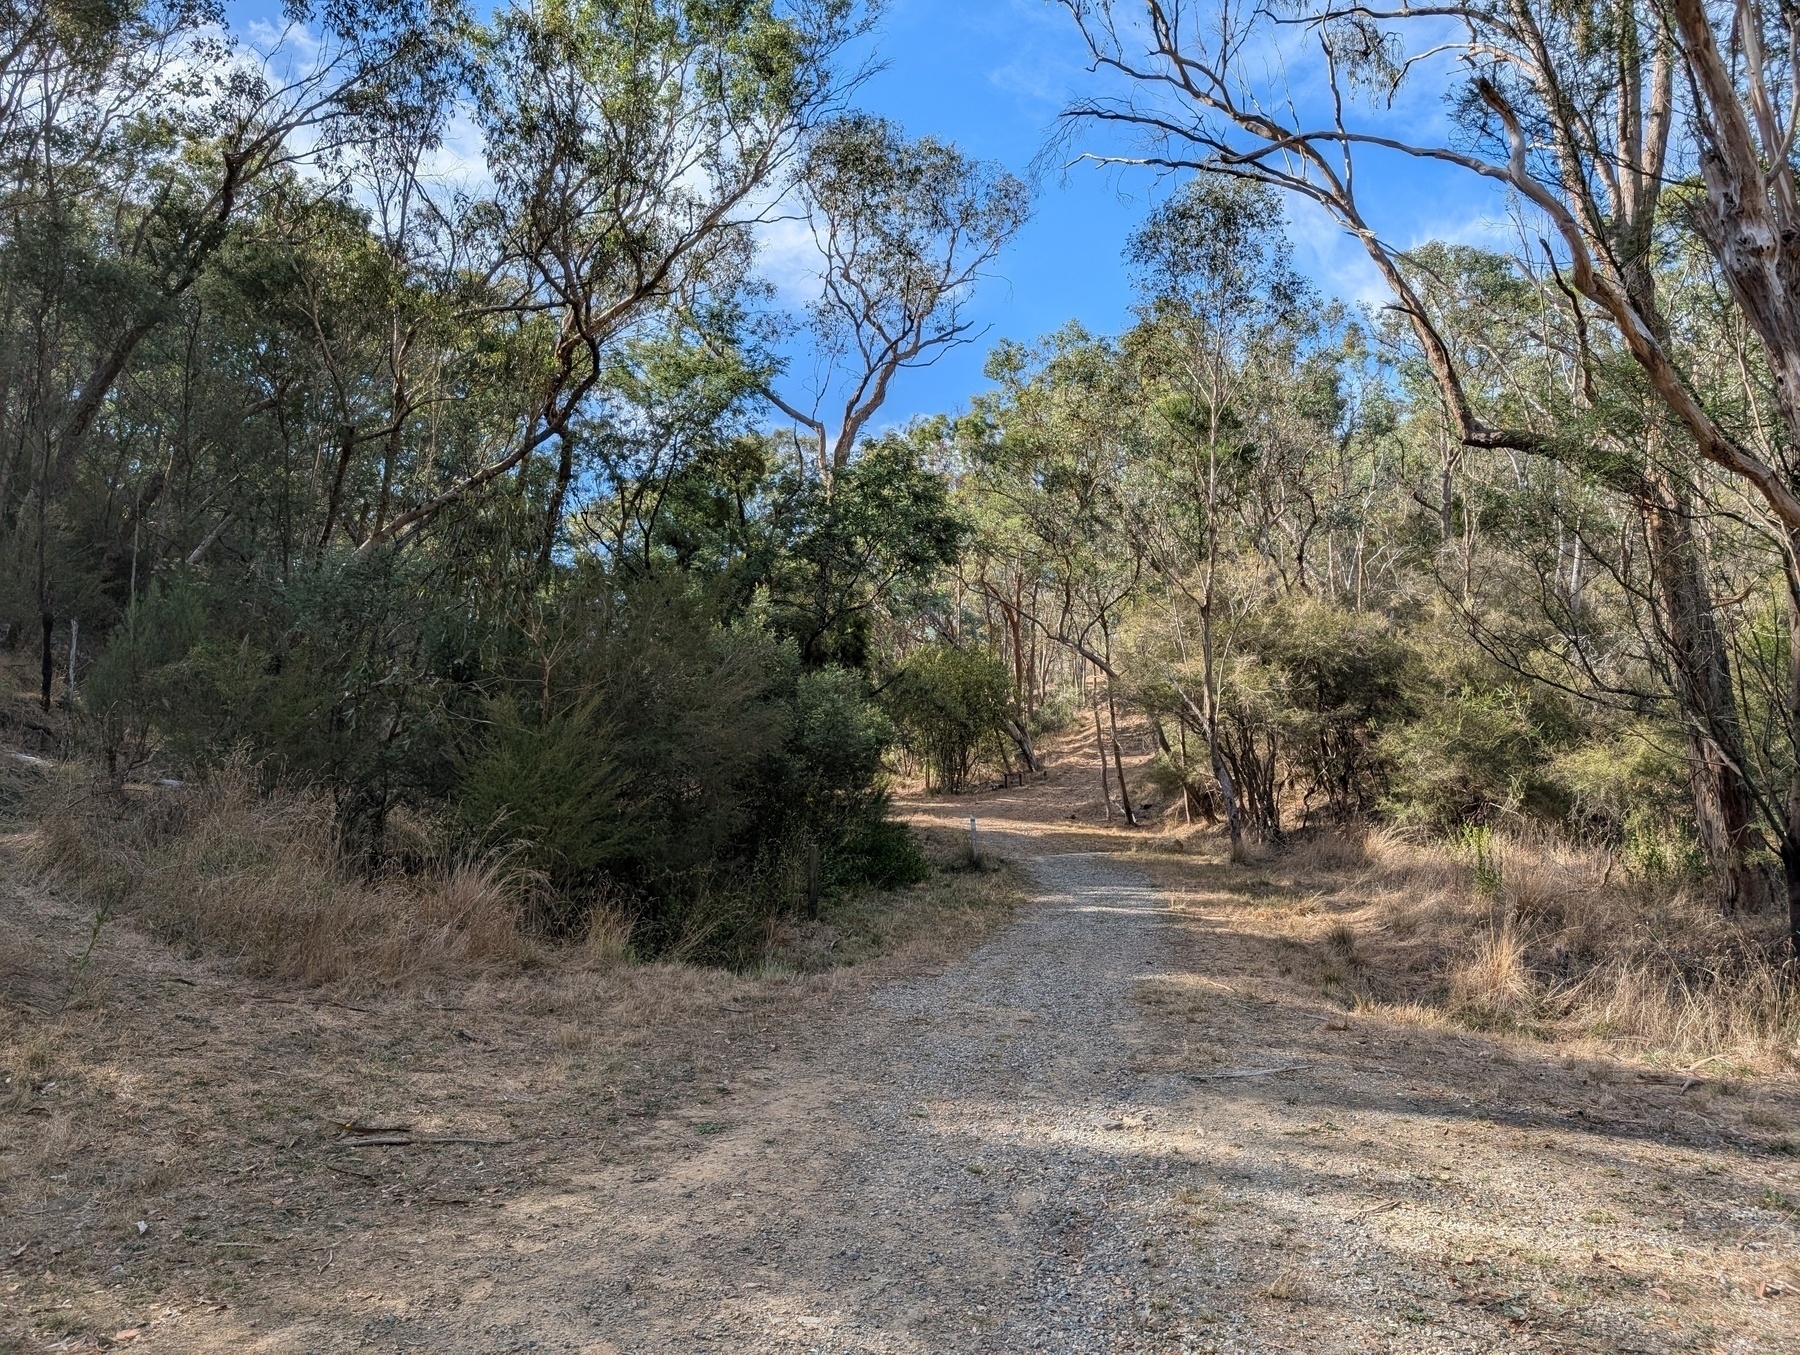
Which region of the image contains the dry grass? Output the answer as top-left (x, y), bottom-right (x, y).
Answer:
top-left (9, 748), bottom-right (1017, 997)
top-left (20, 762), bottom-right (539, 986)
top-left (1250, 825), bottom-right (1800, 1071)
top-left (1, 764), bottom-right (1023, 1352)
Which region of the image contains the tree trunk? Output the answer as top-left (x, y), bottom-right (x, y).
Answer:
top-left (1091, 674), bottom-right (1113, 820)
top-left (1111, 739), bottom-right (1136, 826)
top-left (39, 610), bottom-right (53, 712)
top-left (541, 432), bottom-right (575, 570)
top-left (1104, 677), bottom-right (1137, 826)
top-left (1783, 570), bottom-right (1800, 958)
top-left (318, 423), bottom-right (357, 552)
top-left (1641, 480), bottom-right (1773, 912)
top-left (1210, 738), bottom-right (1246, 861)
top-left (1003, 715), bottom-right (1040, 773)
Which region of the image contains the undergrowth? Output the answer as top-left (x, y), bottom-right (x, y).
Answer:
top-left (20, 762), bottom-right (541, 985)
top-left (5, 755), bottom-right (992, 991)
top-left (1271, 826), bottom-right (1800, 1069)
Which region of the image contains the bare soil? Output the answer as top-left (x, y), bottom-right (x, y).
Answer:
top-left (3, 732), bottom-right (1798, 1352)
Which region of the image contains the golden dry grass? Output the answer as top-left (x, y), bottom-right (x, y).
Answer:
top-left (1269, 825), bottom-right (1800, 1070)
top-left (12, 755), bottom-right (1019, 995)
top-left (20, 761), bottom-right (539, 986)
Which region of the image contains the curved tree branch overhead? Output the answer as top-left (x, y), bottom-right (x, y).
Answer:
top-left (768, 113), bottom-right (1030, 482)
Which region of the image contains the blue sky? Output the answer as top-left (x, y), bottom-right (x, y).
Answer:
top-left (781, 0), bottom-right (1167, 423)
top-left (799, 1), bottom-right (1521, 427)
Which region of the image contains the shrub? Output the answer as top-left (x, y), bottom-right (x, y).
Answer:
top-left (452, 578), bottom-right (915, 946)
top-left (781, 665), bottom-right (895, 843)
top-left (453, 699), bottom-right (631, 921)
top-left (829, 818), bottom-right (930, 889)
top-left (80, 587), bottom-right (205, 778)
top-left (1246, 599), bottom-right (1409, 823)
top-left (1380, 648), bottom-right (1580, 828)
top-left (884, 644), bottom-right (1013, 792)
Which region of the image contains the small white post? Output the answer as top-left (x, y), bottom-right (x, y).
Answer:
top-left (969, 814), bottom-right (979, 867)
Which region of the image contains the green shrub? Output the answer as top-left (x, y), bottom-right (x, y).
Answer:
top-left (884, 644), bottom-right (1013, 792)
top-left (1554, 727), bottom-right (1692, 845)
top-left (782, 665), bottom-right (894, 837)
top-left (452, 699), bottom-right (631, 922)
top-left (1620, 806), bottom-right (1707, 881)
top-left (829, 818), bottom-right (929, 889)
top-left (81, 587), bottom-right (206, 777)
top-left (1244, 599), bottom-right (1409, 821)
top-left (1380, 648), bottom-right (1579, 829)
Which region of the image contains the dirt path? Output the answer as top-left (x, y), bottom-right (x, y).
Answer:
top-left (7, 748), bottom-right (1799, 1352)
top-left (190, 817), bottom-right (1796, 1352)
top-left (156, 830), bottom-right (1180, 1353)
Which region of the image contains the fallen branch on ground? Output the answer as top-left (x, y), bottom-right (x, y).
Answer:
top-left (1190, 1063), bottom-right (1309, 1081)
top-left (337, 1133), bottom-right (513, 1147)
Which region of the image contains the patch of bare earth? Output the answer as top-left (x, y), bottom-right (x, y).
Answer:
top-left (2, 726), bottom-right (1796, 1352)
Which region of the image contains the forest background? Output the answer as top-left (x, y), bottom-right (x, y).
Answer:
top-left (6, 0), bottom-right (1800, 1025)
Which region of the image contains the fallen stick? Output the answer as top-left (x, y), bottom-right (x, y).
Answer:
top-left (1191, 1063), bottom-right (1310, 1081)
top-left (248, 993), bottom-right (372, 1014)
top-left (338, 1134), bottom-right (514, 1147)
top-left (1681, 1053), bottom-right (1731, 1074)
top-left (1353, 1200), bottom-right (1401, 1220)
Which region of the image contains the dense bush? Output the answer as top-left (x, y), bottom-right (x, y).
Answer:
top-left (1380, 643), bottom-right (1583, 829)
top-left (76, 562), bottom-right (919, 959)
top-left (883, 643), bottom-right (1014, 792)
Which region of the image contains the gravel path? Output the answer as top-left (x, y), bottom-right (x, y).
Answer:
top-left (12, 762), bottom-right (1797, 1351)
top-left (527, 842), bottom-right (1194, 1354)
top-left (16, 809), bottom-right (1782, 1354)
top-left (423, 831), bottom-right (1796, 1355)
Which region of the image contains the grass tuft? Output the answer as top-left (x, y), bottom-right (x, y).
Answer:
top-left (22, 762), bottom-right (537, 985)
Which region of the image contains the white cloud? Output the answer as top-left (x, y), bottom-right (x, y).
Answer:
top-left (752, 213), bottom-right (825, 308)
top-left (239, 17), bottom-right (324, 82)
top-left (417, 103), bottom-right (491, 196)
top-left (983, 0), bottom-right (1091, 110)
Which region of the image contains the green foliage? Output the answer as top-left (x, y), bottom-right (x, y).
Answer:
top-left (444, 574), bottom-right (911, 942)
top-left (1619, 808), bottom-right (1708, 882)
top-left (757, 428), bottom-right (971, 667)
top-left (784, 665), bottom-right (895, 838)
top-left (1556, 732), bottom-right (1709, 880)
top-left (884, 644), bottom-right (1013, 793)
top-left (81, 588), bottom-right (206, 777)
top-left (453, 699), bottom-right (630, 915)
top-left (1380, 649), bottom-right (1581, 830)
top-left (1449, 823), bottom-right (1503, 896)
top-left (1231, 598), bottom-right (1411, 822)
top-left (829, 818), bottom-right (929, 890)
top-left (1554, 729), bottom-right (1692, 841)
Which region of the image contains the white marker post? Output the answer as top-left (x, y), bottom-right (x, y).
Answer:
top-left (969, 814), bottom-right (980, 868)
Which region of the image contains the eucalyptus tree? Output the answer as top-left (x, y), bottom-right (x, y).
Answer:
top-left (0, 0), bottom-right (460, 704)
top-left (353, 0), bottom-right (863, 557)
top-left (1115, 178), bottom-right (1394, 850)
top-left (1054, 0), bottom-right (1790, 932)
top-left (764, 113), bottom-right (1030, 484)
top-left (962, 325), bottom-right (1146, 806)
